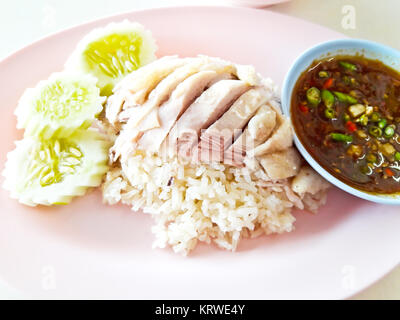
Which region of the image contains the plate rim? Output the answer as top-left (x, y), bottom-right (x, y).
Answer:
top-left (0, 5), bottom-right (398, 300)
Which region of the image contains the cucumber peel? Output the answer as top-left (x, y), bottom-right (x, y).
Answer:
top-left (65, 20), bottom-right (157, 96)
top-left (15, 72), bottom-right (105, 139)
top-left (2, 129), bottom-right (109, 206)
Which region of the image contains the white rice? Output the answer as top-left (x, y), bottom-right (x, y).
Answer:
top-left (102, 150), bottom-right (327, 255)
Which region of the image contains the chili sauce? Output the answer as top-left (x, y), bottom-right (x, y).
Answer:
top-left (291, 55), bottom-right (400, 194)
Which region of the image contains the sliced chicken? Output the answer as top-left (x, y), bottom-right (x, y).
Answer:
top-left (196, 55), bottom-right (263, 87)
top-left (122, 60), bottom-right (238, 145)
top-left (199, 87), bottom-right (270, 154)
top-left (258, 147), bottom-right (301, 180)
top-left (115, 56), bottom-right (187, 103)
top-left (167, 79), bottom-right (250, 158)
top-left (248, 113), bottom-right (293, 157)
top-left (106, 56), bottom-right (187, 126)
top-left (224, 104), bottom-right (277, 166)
top-left (138, 71), bottom-right (233, 153)
top-left (111, 70), bottom-right (229, 161)
top-left (117, 62), bottom-right (199, 127)
top-left (107, 56), bottom-right (240, 128)
top-left (234, 63), bottom-right (263, 86)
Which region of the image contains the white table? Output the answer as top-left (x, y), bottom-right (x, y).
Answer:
top-left (0, 0), bottom-right (399, 300)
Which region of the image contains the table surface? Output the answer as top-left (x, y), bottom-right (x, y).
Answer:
top-left (0, 0), bottom-right (399, 300)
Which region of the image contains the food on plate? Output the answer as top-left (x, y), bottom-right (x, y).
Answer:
top-left (15, 73), bottom-right (104, 138)
top-left (2, 130), bottom-right (109, 206)
top-left (292, 55), bottom-right (400, 194)
top-left (102, 55), bottom-right (330, 255)
top-left (65, 20), bottom-right (157, 96)
top-left (2, 20), bottom-right (331, 255)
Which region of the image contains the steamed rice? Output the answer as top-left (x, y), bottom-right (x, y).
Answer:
top-left (103, 150), bottom-right (328, 255)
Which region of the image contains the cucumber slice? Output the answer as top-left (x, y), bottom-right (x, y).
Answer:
top-left (2, 129), bottom-right (109, 206)
top-left (65, 20), bottom-right (157, 96)
top-left (15, 72), bottom-right (105, 138)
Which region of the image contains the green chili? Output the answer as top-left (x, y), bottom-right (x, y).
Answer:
top-left (333, 91), bottom-right (348, 102)
top-left (325, 108), bottom-right (336, 119)
top-left (384, 125), bottom-right (395, 138)
top-left (345, 94), bottom-right (358, 105)
top-left (369, 126), bottom-right (382, 137)
top-left (306, 87), bottom-right (321, 106)
top-left (333, 91), bottom-right (358, 104)
top-left (339, 61), bottom-right (357, 71)
top-left (378, 119), bottom-right (387, 129)
top-left (395, 152), bottom-right (400, 161)
top-left (370, 112), bottom-right (381, 122)
top-left (359, 114), bottom-right (369, 126)
top-left (321, 90), bottom-right (335, 108)
top-left (330, 133), bottom-right (353, 143)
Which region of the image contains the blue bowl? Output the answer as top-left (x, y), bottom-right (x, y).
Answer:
top-left (281, 39), bottom-right (400, 205)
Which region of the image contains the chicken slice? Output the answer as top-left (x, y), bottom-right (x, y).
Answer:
top-left (199, 87), bottom-right (270, 153)
top-left (111, 70), bottom-right (225, 161)
top-left (119, 57), bottom-right (238, 145)
top-left (137, 71), bottom-right (233, 153)
top-left (106, 56), bottom-right (187, 126)
top-left (224, 104), bottom-right (277, 166)
top-left (248, 113), bottom-right (293, 157)
top-left (258, 147), bottom-right (301, 180)
top-left (117, 62), bottom-right (199, 126)
top-left (167, 79), bottom-right (250, 159)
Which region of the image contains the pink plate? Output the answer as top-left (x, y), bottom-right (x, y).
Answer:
top-left (0, 6), bottom-right (399, 300)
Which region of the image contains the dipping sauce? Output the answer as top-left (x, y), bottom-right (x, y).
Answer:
top-left (291, 55), bottom-right (400, 194)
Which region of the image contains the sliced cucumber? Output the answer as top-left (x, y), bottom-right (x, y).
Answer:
top-left (65, 20), bottom-right (157, 96)
top-left (2, 129), bottom-right (109, 206)
top-left (15, 72), bottom-right (105, 139)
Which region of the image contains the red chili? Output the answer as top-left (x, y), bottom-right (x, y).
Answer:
top-left (385, 168), bottom-right (394, 177)
top-left (299, 104), bottom-right (309, 114)
top-left (323, 78), bottom-right (334, 89)
top-left (346, 121), bottom-right (357, 132)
